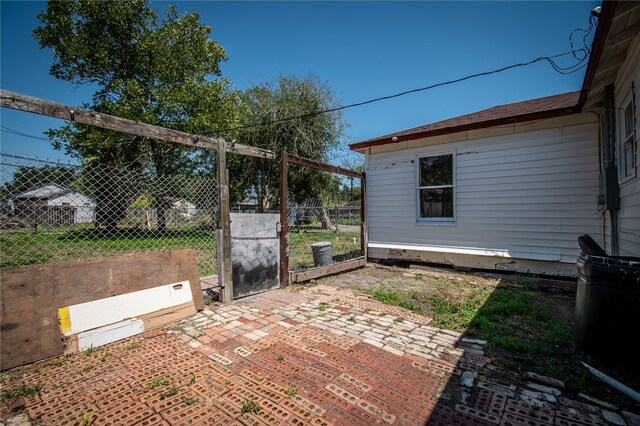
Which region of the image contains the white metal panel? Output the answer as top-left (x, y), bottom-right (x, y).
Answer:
top-left (66, 281), bottom-right (192, 334)
top-left (365, 119), bottom-right (602, 265)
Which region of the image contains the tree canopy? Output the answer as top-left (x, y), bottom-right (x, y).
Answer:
top-left (34, 0), bottom-right (240, 171)
top-left (229, 75), bottom-right (347, 210)
top-left (34, 0), bottom-right (241, 230)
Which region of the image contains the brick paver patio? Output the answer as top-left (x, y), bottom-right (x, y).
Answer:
top-left (1, 283), bottom-right (638, 425)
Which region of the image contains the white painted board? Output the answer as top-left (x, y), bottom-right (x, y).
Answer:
top-left (66, 280), bottom-right (192, 334)
top-left (77, 319), bottom-right (145, 351)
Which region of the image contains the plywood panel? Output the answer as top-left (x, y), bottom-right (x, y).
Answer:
top-left (0, 249), bottom-right (202, 370)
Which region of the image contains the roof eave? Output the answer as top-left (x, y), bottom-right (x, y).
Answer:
top-left (577, 1), bottom-right (617, 107)
top-left (350, 105), bottom-right (579, 151)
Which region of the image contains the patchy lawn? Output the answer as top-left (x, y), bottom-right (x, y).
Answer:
top-left (0, 225), bottom-right (217, 275)
top-left (314, 264), bottom-right (640, 410)
top-left (288, 228), bottom-right (361, 270)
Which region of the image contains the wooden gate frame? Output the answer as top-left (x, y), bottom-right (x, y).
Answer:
top-left (0, 89), bottom-right (275, 303)
top-left (279, 152), bottom-right (367, 286)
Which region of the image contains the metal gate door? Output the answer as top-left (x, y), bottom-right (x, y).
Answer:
top-left (230, 213), bottom-right (280, 298)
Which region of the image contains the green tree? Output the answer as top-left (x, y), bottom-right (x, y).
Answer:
top-left (1, 165), bottom-right (78, 198)
top-left (229, 75), bottom-right (347, 213)
top-left (34, 0), bottom-right (240, 231)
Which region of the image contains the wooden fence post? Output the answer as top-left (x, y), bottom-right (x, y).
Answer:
top-left (279, 152), bottom-right (289, 288)
top-left (360, 173), bottom-right (367, 259)
top-left (217, 140), bottom-right (233, 302)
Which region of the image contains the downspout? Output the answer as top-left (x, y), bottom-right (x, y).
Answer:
top-left (602, 84), bottom-right (620, 255)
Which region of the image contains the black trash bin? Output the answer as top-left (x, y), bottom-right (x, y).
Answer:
top-left (574, 251), bottom-right (640, 369)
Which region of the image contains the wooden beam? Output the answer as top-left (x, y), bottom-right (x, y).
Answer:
top-left (279, 151), bottom-right (290, 288)
top-left (289, 257), bottom-right (366, 283)
top-left (217, 140), bottom-right (233, 302)
top-left (0, 89), bottom-right (274, 159)
top-left (287, 154), bottom-right (364, 178)
top-left (360, 173), bottom-right (367, 259)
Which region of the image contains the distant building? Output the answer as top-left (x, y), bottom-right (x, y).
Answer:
top-left (10, 183), bottom-right (96, 225)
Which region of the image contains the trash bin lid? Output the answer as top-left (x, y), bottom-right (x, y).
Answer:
top-left (311, 241), bottom-right (332, 248)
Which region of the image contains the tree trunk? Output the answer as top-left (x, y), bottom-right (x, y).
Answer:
top-left (318, 206), bottom-right (335, 230)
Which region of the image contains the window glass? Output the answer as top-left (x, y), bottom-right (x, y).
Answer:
top-left (419, 155), bottom-right (453, 186)
top-left (419, 188), bottom-right (453, 218)
top-left (418, 154), bottom-right (454, 219)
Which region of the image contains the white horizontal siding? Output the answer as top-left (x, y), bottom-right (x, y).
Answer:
top-left (613, 38), bottom-right (640, 257)
top-left (365, 120), bottom-right (601, 265)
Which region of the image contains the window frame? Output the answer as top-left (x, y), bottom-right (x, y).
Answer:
top-left (415, 151), bottom-right (456, 224)
top-left (618, 91), bottom-right (637, 183)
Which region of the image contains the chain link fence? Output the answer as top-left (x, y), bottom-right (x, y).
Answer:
top-left (287, 193), bottom-right (363, 271)
top-left (1, 153), bottom-right (217, 276)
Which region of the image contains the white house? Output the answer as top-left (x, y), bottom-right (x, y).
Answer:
top-left (12, 183), bottom-right (96, 224)
top-left (350, 1), bottom-right (639, 276)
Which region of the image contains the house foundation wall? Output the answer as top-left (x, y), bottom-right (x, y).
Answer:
top-left (369, 246), bottom-right (578, 277)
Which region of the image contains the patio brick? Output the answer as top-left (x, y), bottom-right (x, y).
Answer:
top-left (1, 283), bottom-right (637, 426)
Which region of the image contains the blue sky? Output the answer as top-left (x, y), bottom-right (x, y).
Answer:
top-left (1, 1), bottom-right (599, 168)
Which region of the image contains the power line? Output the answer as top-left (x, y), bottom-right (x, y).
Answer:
top-left (216, 49), bottom-right (592, 134)
top-left (1, 125), bottom-right (51, 142)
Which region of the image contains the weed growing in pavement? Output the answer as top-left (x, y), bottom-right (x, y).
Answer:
top-left (83, 345), bottom-right (97, 356)
top-left (224, 379), bottom-right (231, 385)
top-left (124, 342), bottom-right (139, 351)
top-left (147, 378), bottom-right (169, 389)
top-left (393, 317), bottom-right (404, 324)
top-left (81, 411), bottom-right (96, 426)
top-left (0, 383), bottom-right (41, 402)
top-left (241, 400), bottom-right (261, 414)
top-left (347, 316), bottom-right (356, 323)
top-left (160, 386), bottom-right (179, 400)
top-left (0, 374), bottom-right (16, 383)
top-left (276, 355), bottom-right (284, 362)
top-left (100, 352), bottom-right (111, 362)
top-left (285, 385), bottom-right (298, 398)
top-left (82, 365), bottom-right (95, 372)
top-left (315, 302), bottom-right (329, 312)
top-left (188, 373), bottom-right (196, 385)
top-left (50, 357), bottom-right (66, 366)
top-left (415, 273), bottom-right (423, 280)
top-left (183, 396), bottom-right (198, 405)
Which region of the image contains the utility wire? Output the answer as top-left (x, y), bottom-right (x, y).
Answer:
top-left (1, 125), bottom-right (51, 142)
top-left (216, 49), bottom-right (592, 134)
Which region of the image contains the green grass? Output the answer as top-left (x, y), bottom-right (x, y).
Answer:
top-left (372, 290), bottom-right (425, 314)
top-left (289, 229), bottom-right (360, 270)
top-left (0, 224), bottom-right (216, 275)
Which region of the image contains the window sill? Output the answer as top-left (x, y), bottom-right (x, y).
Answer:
top-left (416, 220), bottom-right (456, 227)
top-left (619, 174), bottom-right (637, 187)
